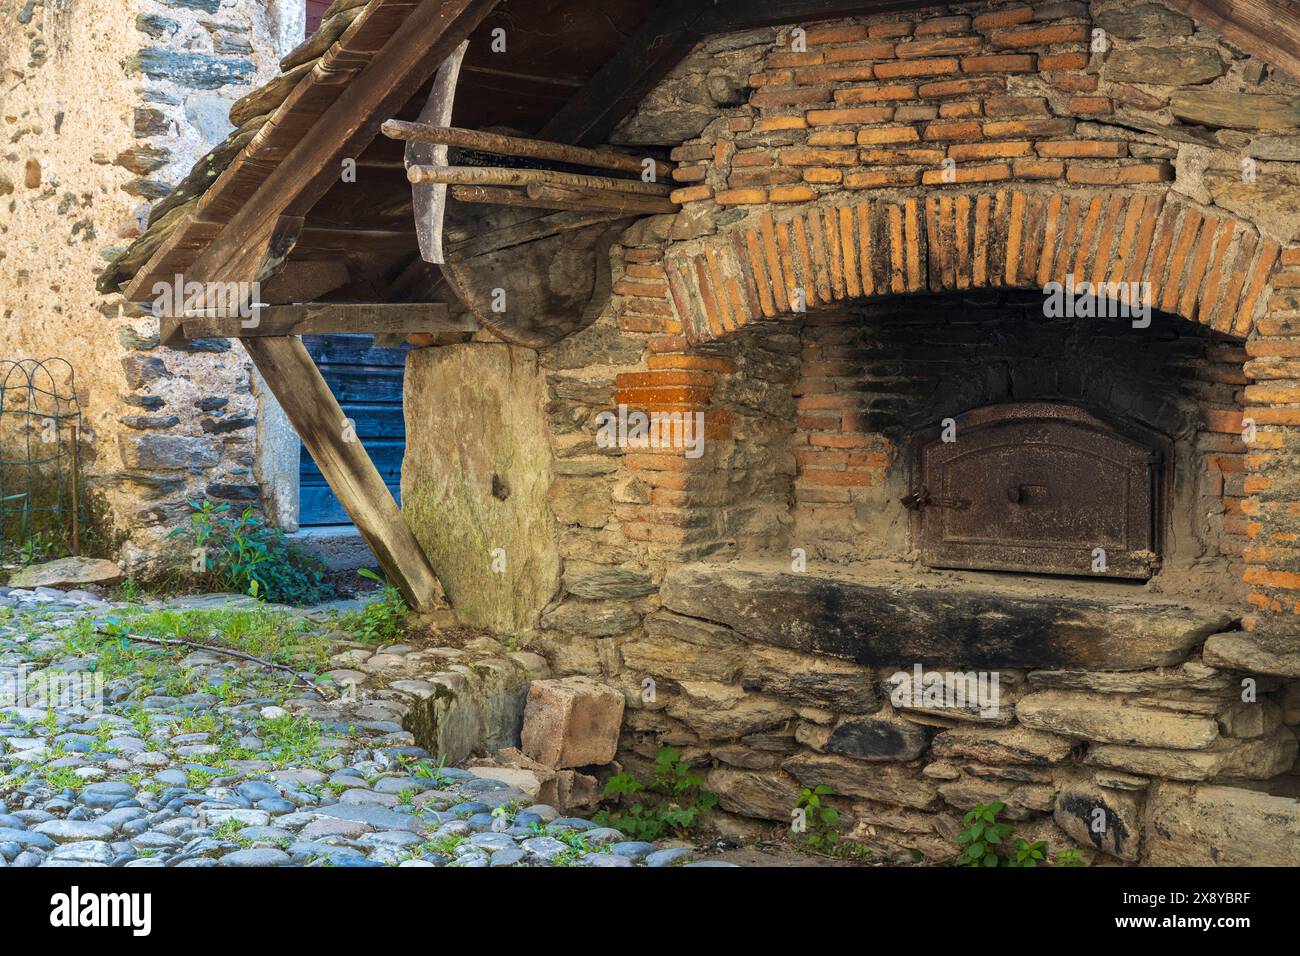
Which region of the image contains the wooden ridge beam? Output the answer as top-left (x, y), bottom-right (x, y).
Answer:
top-left (243, 335), bottom-right (445, 612)
top-left (181, 301), bottom-right (475, 339)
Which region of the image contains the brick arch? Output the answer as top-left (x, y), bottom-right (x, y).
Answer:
top-left (659, 186), bottom-right (1283, 345)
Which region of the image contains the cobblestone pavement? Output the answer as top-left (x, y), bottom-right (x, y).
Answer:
top-left (0, 585), bottom-right (730, 868)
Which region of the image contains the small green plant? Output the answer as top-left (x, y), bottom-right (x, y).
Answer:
top-left (1055, 848), bottom-right (1086, 867)
top-left (794, 785), bottom-right (842, 852)
top-left (955, 802), bottom-right (1015, 867)
top-left (170, 500), bottom-right (331, 606)
top-left (592, 747), bottom-right (717, 841)
top-left (341, 568), bottom-right (408, 643)
top-left (953, 802), bottom-right (1086, 868)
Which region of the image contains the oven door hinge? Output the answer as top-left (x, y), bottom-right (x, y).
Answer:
top-left (903, 487), bottom-right (970, 511)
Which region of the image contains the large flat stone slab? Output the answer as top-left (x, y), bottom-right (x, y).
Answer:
top-left (1145, 783), bottom-right (1300, 866)
top-left (660, 563), bottom-right (1233, 670)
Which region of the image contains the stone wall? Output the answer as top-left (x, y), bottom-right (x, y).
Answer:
top-left (0, 0), bottom-right (298, 570)
top-left (402, 0), bottom-right (1300, 864)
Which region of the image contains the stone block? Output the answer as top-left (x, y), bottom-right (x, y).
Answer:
top-left (1053, 782), bottom-right (1144, 861)
top-left (521, 677), bottom-right (625, 769)
top-left (1016, 690), bottom-right (1219, 749)
top-left (7, 557), bottom-right (124, 589)
top-left (1145, 783), bottom-right (1300, 866)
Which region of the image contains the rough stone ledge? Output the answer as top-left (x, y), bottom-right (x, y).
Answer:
top-left (660, 561), bottom-right (1235, 670)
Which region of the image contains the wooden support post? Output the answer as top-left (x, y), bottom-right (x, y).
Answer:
top-left (242, 335), bottom-right (444, 612)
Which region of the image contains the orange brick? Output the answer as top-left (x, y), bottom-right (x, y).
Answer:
top-left (767, 50), bottom-right (825, 68)
top-left (714, 188), bottom-right (768, 205)
top-left (671, 165), bottom-right (706, 183)
top-left (821, 40), bottom-right (898, 63)
top-left (874, 57), bottom-right (960, 79)
top-left (834, 82), bottom-right (917, 103)
top-left (844, 168), bottom-right (922, 188)
top-left (983, 118), bottom-right (1074, 137)
top-left (749, 69), bottom-right (795, 87)
top-left (940, 100), bottom-right (983, 118)
top-left (669, 185), bottom-right (712, 203)
top-left (800, 469), bottom-right (873, 486)
top-left (896, 36), bottom-right (984, 58)
top-left (1036, 139), bottom-right (1127, 158)
top-left (915, 15), bottom-right (971, 36)
top-left (615, 370), bottom-right (716, 388)
top-left (806, 106), bottom-right (895, 125)
top-left (647, 354), bottom-right (736, 373)
top-left (1065, 162), bottom-right (1174, 185)
top-left (961, 53), bottom-right (1036, 73)
top-left (733, 148), bottom-right (776, 167)
top-left (803, 167), bottom-right (843, 184)
top-left (1244, 567), bottom-right (1300, 591)
top-left (972, 5), bottom-right (1033, 29)
top-left (1282, 248), bottom-right (1300, 266)
top-left (918, 76), bottom-right (1007, 97)
top-left (923, 120), bottom-right (983, 141)
top-left (869, 20), bottom-right (915, 39)
top-left (613, 279), bottom-right (668, 297)
top-left (860, 147), bottom-right (946, 164)
top-left (856, 125), bottom-right (922, 145)
top-left (1013, 158), bottom-right (1065, 179)
top-left (779, 147), bottom-right (858, 165)
top-left (1040, 52), bottom-right (1089, 70)
top-left (988, 23), bottom-right (1089, 48)
top-left (755, 115), bottom-right (807, 131)
top-left (922, 163), bottom-right (1011, 184)
top-left (948, 140), bottom-right (1032, 160)
top-left (807, 130), bottom-right (856, 146)
top-left (1070, 95), bottom-right (1113, 115)
top-left (730, 167), bottom-right (801, 188)
top-left (770, 184), bottom-right (819, 202)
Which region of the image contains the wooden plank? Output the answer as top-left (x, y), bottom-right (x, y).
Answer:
top-left (182, 302), bottom-right (475, 339)
top-left (445, 207), bottom-right (626, 259)
top-left (124, 0), bottom-right (500, 303)
top-left (524, 183), bottom-right (678, 215)
top-left (1164, 0), bottom-right (1300, 83)
top-left (383, 120), bottom-right (673, 178)
top-left (242, 335), bottom-right (444, 611)
top-left (408, 164), bottom-right (673, 195)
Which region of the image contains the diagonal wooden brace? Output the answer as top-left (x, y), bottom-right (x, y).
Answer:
top-left (242, 335), bottom-right (444, 612)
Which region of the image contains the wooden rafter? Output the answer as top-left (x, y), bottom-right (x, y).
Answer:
top-left (1164, 0), bottom-right (1300, 83)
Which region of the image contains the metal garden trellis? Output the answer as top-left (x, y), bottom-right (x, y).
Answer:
top-left (0, 358), bottom-right (84, 564)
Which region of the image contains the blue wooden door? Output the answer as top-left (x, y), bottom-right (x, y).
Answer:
top-left (299, 334), bottom-right (410, 526)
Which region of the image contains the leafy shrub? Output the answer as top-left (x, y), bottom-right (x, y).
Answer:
top-left (171, 500), bottom-right (332, 606)
top-left (592, 747), bottom-right (718, 841)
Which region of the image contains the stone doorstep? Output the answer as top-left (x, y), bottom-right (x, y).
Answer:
top-left (285, 525), bottom-right (374, 573)
top-left (659, 560), bottom-right (1234, 670)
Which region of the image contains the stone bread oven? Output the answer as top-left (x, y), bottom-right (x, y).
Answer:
top-left (393, 0), bottom-right (1300, 864)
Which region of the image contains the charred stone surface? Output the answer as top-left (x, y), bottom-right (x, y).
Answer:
top-left (659, 564), bottom-right (1234, 670)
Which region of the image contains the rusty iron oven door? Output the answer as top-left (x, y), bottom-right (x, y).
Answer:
top-left (912, 403), bottom-right (1158, 580)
